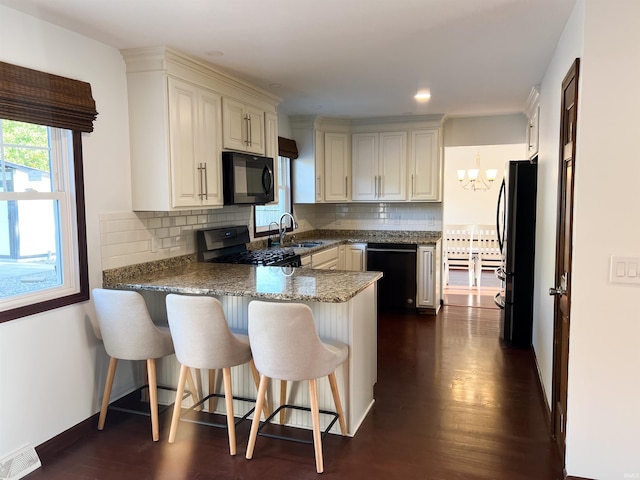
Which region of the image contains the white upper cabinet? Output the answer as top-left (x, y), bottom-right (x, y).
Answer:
top-left (409, 129), bottom-right (441, 201)
top-left (290, 116), bottom-right (350, 204)
top-left (292, 115), bottom-right (442, 204)
top-left (222, 97), bottom-right (265, 155)
top-left (352, 131), bottom-right (406, 201)
top-left (264, 111), bottom-right (279, 204)
top-left (168, 78), bottom-right (223, 208)
top-left (324, 132), bottom-right (350, 202)
top-left (121, 47), bottom-right (280, 211)
top-left (525, 87), bottom-right (540, 159)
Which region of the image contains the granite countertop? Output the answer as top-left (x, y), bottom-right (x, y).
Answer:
top-left (255, 230), bottom-right (441, 255)
top-left (103, 262), bottom-right (382, 303)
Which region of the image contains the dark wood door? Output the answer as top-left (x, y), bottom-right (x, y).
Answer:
top-left (550, 58), bottom-right (580, 464)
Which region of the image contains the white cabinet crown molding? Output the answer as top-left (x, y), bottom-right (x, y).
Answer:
top-left (121, 46), bottom-right (280, 113)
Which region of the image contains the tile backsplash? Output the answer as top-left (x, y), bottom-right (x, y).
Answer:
top-left (295, 203), bottom-right (442, 232)
top-left (99, 206), bottom-right (252, 270)
top-left (99, 202), bottom-right (442, 270)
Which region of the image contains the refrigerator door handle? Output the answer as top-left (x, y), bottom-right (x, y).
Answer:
top-left (494, 292), bottom-right (505, 309)
top-left (496, 178), bottom-right (506, 253)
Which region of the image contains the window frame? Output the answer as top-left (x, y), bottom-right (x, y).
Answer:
top-left (0, 129), bottom-right (89, 323)
top-left (253, 155), bottom-right (293, 239)
top-left (0, 61), bottom-right (95, 323)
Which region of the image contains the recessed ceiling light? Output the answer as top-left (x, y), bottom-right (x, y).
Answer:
top-left (414, 90), bottom-right (431, 101)
top-left (206, 50), bottom-right (224, 57)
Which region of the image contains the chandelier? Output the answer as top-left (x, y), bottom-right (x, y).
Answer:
top-left (457, 153), bottom-right (498, 191)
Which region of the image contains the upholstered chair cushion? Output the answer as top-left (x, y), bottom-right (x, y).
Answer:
top-left (93, 288), bottom-right (174, 360)
top-left (247, 301), bottom-right (348, 381)
top-left (166, 294), bottom-right (252, 369)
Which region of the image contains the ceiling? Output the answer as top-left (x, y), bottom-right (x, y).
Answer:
top-left (0, 0), bottom-right (576, 120)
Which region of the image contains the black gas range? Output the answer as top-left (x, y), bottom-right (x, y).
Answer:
top-left (196, 225), bottom-right (302, 267)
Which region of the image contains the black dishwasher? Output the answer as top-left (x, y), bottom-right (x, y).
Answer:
top-left (367, 243), bottom-right (417, 311)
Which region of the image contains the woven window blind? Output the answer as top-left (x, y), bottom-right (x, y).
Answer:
top-left (278, 136), bottom-right (298, 159)
top-left (0, 61), bottom-right (98, 132)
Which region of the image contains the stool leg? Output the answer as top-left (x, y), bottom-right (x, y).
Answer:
top-left (246, 374), bottom-right (269, 460)
top-left (147, 358), bottom-right (160, 442)
top-left (328, 372), bottom-right (347, 435)
top-left (208, 369), bottom-right (216, 413)
top-left (186, 368), bottom-right (200, 411)
top-left (97, 357), bottom-right (117, 430)
top-left (222, 367), bottom-right (236, 455)
top-left (250, 359), bottom-right (271, 418)
top-left (279, 380), bottom-right (287, 425)
top-left (309, 378), bottom-right (324, 474)
top-left (168, 364), bottom-right (189, 443)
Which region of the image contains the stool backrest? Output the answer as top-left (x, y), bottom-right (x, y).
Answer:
top-left (92, 288), bottom-right (172, 361)
top-left (248, 301), bottom-right (337, 381)
top-left (166, 294), bottom-right (250, 369)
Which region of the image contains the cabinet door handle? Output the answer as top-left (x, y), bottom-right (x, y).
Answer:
top-left (244, 114), bottom-right (251, 146)
top-left (316, 176), bottom-right (321, 198)
top-left (198, 163), bottom-right (205, 199)
top-left (411, 174), bottom-right (415, 197)
top-left (378, 175), bottom-right (382, 198)
top-left (374, 175), bottom-right (378, 197)
top-left (247, 113), bottom-right (252, 147)
top-left (203, 162), bottom-right (208, 200)
top-left (345, 176), bottom-right (348, 197)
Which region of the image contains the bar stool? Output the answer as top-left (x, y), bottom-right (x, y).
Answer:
top-left (93, 288), bottom-right (193, 442)
top-left (165, 294), bottom-right (265, 455)
top-left (245, 300), bottom-right (348, 474)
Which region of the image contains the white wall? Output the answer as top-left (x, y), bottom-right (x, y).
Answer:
top-left (443, 144), bottom-right (526, 226)
top-left (565, 1), bottom-right (640, 477)
top-left (536, 1), bottom-right (640, 478)
top-left (533, 0), bottom-right (584, 418)
top-left (443, 114), bottom-right (527, 147)
top-left (0, 5), bottom-right (133, 459)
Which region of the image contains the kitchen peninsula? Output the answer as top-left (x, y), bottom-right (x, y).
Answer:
top-left (102, 259), bottom-right (382, 436)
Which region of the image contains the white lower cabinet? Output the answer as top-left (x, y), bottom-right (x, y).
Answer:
top-left (417, 241), bottom-right (441, 313)
top-left (345, 243), bottom-right (367, 272)
top-left (311, 246), bottom-right (339, 270)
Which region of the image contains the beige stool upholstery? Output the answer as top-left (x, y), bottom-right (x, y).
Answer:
top-left (246, 300), bottom-right (348, 474)
top-left (93, 288), bottom-right (185, 442)
top-left (165, 294), bottom-right (264, 455)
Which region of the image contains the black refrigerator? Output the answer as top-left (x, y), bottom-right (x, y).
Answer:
top-left (496, 159), bottom-right (538, 348)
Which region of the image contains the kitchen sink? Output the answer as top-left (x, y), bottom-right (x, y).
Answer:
top-left (289, 241), bottom-right (323, 248)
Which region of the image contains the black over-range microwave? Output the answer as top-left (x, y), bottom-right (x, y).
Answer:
top-left (222, 151), bottom-right (275, 205)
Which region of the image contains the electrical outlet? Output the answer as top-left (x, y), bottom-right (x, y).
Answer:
top-left (427, 216), bottom-right (435, 227)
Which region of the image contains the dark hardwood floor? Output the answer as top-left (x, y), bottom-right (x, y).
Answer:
top-left (28, 305), bottom-right (563, 479)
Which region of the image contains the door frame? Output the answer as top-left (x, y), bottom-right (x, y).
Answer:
top-left (551, 57), bottom-right (580, 464)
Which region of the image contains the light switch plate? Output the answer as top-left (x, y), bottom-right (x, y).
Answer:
top-left (609, 256), bottom-right (640, 284)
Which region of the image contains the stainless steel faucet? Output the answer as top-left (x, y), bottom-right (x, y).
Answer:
top-left (279, 212), bottom-right (298, 246)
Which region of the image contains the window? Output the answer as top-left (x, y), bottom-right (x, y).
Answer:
top-left (0, 61), bottom-right (97, 323)
top-left (254, 155), bottom-right (292, 238)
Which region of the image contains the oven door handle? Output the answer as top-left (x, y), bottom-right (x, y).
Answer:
top-left (368, 248), bottom-right (415, 253)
